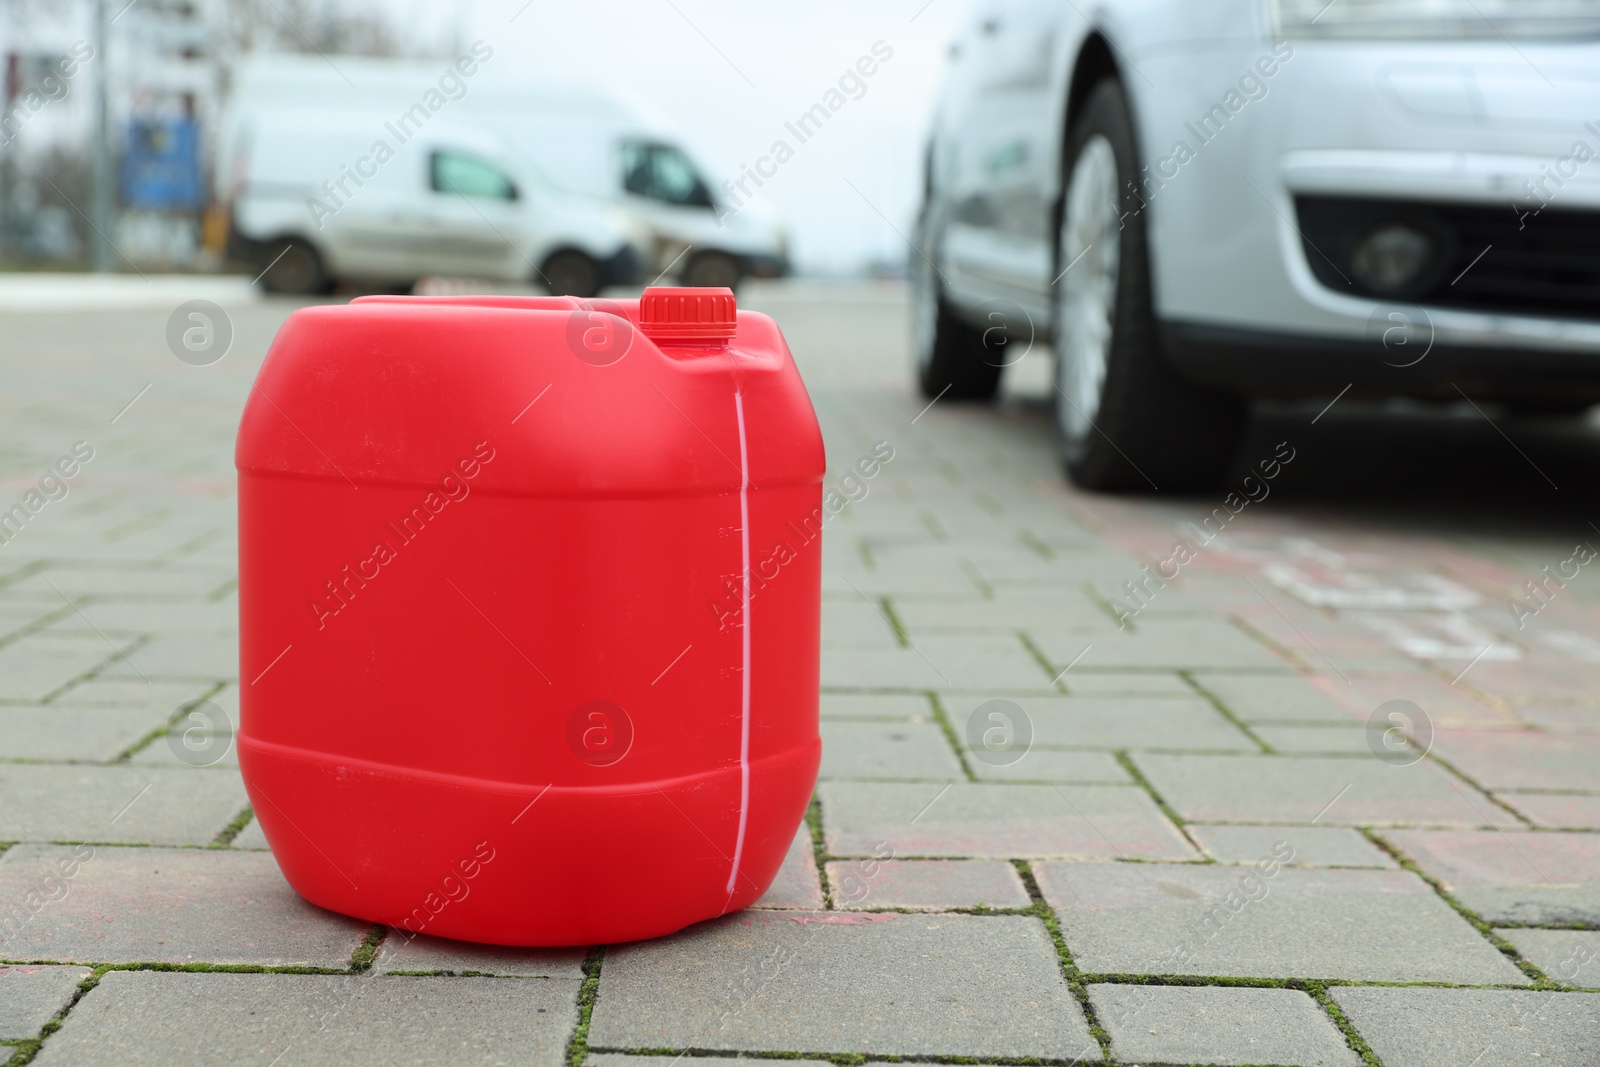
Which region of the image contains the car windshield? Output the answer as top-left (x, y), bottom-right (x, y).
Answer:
top-left (621, 141), bottom-right (714, 208)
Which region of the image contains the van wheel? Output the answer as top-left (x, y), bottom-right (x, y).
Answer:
top-left (259, 239), bottom-right (329, 295)
top-left (911, 230), bottom-right (1004, 401)
top-left (541, 251), bottom-right (603, 298)
top-left (682, 251), bottom-right (743, 290)
top-left (1054, 79), bottom-right (1244, 492)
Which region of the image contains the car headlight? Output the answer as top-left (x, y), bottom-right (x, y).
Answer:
top-left (1269, 0), bottom-right (1600, 39)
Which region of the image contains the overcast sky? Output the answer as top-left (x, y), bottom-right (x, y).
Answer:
top-left (430, 0), bottom-right (979, 273)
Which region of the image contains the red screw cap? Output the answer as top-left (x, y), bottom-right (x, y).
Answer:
top-left (638, 287), bottom-right (737, 343)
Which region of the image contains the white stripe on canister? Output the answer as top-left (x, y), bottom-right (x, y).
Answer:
top-left (724, 390), bottom-right (752, 903)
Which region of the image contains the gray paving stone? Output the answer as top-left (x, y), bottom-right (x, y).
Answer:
top-left (591, 1059), bottom-right (831, 1067)
top-left (1090, 984), bottom-right (1360, 1066)
top-left (1501, 792), bottom-right (1600, 829)
top-left (820, 720), bottom-right (964, 779)
top-left (1384, 828), bottom-right (1600, 924)
top-left (0, 763), bottom-right (247, 845)
top-left (1191, 673), bottom-right (1354, 723)
top-left (3, 568), bottom-right (232, 601)
top-left (33, 971), bottom-right (580, 1066)
top-left (97, 634), bottom-right (237, 680)
top-left (947, 694), bottom-right (1258, 752)
top-left (230, 813), bottom-right (269, 850)
top-left (819, 781), bottom-right (1196, 860)
top-left (1498, 928), bottom-right (1600, 988)
top-left (47, 600), bottom-right (237, 635)
top-left (373, 931), bottom-right (586, 977)
top-left (1515, 703), bottom-right (1600, 734)
top-left (826, 859), bottom-right (1030, 911)
top-left (821, 645), bottom-right (950, 689)
top-left (819, 692), bottom-right (932, 721)
top-left (1133, 753), bottom-right (1520, 827)
top-left (0, 631), bottom-right (133, 702)
top-left (1032, 620), bottom-right (1287, 670)
top-left (893, 594), bottom-right (1113, 634)
top-left (824, 561), bottom-right (983, 598)
top-left (125, 691), bottom-right (237, 767)
top-left (0, 705), bottom-right (168, 760)
top-left (1060, 670), bottom-right (1196, 696)
top-left (1080, 585), bottom-right (1228, 620)
top-left (0, 845), bottom-right (368, 966)
top-left (1431, 729), bottom-right (1600, 791)
top-left (588, 912), bottom-right (1094, 1059)
top-left (1255, 724), bottom-right (1373, 754)
top-left (823, 637), bottom-right (1056, 691)
top-left (1189, 825), bottom-right (1396, 868)
top-left (128, 734), bottom-right (237, 767)
top-left (49, 678), bottom-right (212, 711)
top-left (917, 635), bottom-right (1063, 690)
top-left (0, 965), bottom-right (90, 1039)
top-left (752, 828), bottom-right (823, 910)
top-left (970, 749), bottom-right (1132, 784)
top-left (821, 599), bottom-right (900, 646)
top-left (964, 547), bottom-right (1140, 587)
top-left (1036, 861), bottom-right (1529, 984)
top-left (1332, 987), bottom-right (1600, 1067)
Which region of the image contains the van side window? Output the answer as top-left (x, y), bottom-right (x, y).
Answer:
top-left (431, 151), bottom-right (518, 200)
top-left (621, 141), bottom-right (714, 209)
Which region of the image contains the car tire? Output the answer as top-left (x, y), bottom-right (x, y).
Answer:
top-left (682, 250), bottom-right (743, 290)
top-left (911, 226), bottom-right (1005, 401)
top-left (1053, 79), bottom-right (1245, 492)
top-left (259, 238), bottom-right (330, 295)
top-left (541, 250), bottom-right (603, 298)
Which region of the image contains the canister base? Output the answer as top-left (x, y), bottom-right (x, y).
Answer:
top-left (238, 734), bottom-right (820, 946)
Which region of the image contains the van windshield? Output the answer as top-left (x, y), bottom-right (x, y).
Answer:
top-left (621, 141), bottom-right (714, 209)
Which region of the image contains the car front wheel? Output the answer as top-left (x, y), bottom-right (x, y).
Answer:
top-left (1054, 79), bottom-right (1245, 492)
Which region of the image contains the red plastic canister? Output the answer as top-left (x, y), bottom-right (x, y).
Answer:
top-left (235, 288), bottom-right (824, 945)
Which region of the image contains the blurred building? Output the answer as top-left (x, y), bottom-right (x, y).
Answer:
top-left (0, 0), bottom-right (419, 269)
top-left (0, 0), bottom-right (216, 266)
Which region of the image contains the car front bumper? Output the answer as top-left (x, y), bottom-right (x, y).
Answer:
top-left (1130, 36), bottom-right (1600, 391)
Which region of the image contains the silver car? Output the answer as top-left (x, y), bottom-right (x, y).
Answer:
top-left (915, 0), bottom-right (1600, 489)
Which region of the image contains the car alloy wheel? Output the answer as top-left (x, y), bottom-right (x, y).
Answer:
top-left (1054, 133), bottom-right (1120, 452)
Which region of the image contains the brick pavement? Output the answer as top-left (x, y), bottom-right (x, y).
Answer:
top-left (0, 281), bottom-right (1596, 1065)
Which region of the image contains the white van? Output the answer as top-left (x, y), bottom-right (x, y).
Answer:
top-left (476, 93), bottom-right (791, 289)
top-left (228, 110), bottom-right (637, 295)
top-left (221, 55), bottom-right (789, 293)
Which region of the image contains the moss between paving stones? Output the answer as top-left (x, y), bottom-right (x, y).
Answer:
top-left (1365, 828), bottom-right (1560, 987)
top-left (1178, 669), bottom-right (1272, 754)
top-left (877, 598), bottom-right (910, 647)
top-left (38, 634), bottom-right (156, 704)
top-left (804, 794), bottom-right (834, 908)
top-left (112, 679), bottom-right (228, 764)
top-left (1010, 859), bottom-right (1113, 1062)
top-left (1111, 749), bottom-right (1199, 853)
top-left (4, 964), bottom-right (106, 1067)
top-left (566, 947), bottom-right (605, 1066)
top-left (1016, 631), bottom-right (1061, 690)
top-left (924, 692), bottom-right (976, 781)
top-left (209, 806), bottom-right (254, 848)
top-left (349, 925), bottom-right (385, 972)
top-left (1079, 580), bottom-right (1127, 630)
top-left (1417, 750), bottom-right (1537, 826)
top-left (1307, 982), bottom-right (1384, 1067)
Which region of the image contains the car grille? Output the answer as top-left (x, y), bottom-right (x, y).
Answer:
top-left (1294, 195), bottom-right (1600, 321)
